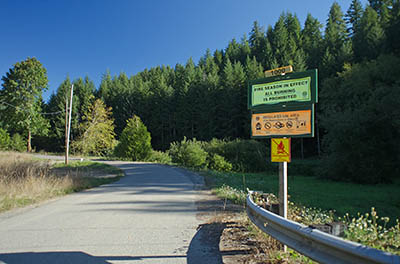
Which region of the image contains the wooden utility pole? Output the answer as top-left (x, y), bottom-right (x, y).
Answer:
top-left (65, 84), bottom-right (73, 165)
top-left (65, 89), bottom-right (68, 164)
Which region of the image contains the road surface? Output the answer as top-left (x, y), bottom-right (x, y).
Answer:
top-left (0, 161), bottom-right (221, 264)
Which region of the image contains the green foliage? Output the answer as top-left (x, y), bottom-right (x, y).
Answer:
top-left (72, 98), bottom-right (116, 156)
top-left (0, 57), bottom-right (49, 152)
top-left (208, 154), bottom-right (232, 172)
top-left (214, 185), bottom-right (246, 205)
top-left (206, 167), bottom-right (400, 226)
top-left (201, 138), bottom-right (268, 172)
top-left (17, 1), bottom-right (400, 186)
top-left (208, 170), bottom-right (400, 254)
top-left (342, 208), bottom-right (400, 254)
top-left (222, 139), bottom-right (268, 172)
top-left (168, 137), bottom-right (207, 168)
top-left (10, 133), bottom-right (26, 152)
top-left (0, 128), bottom-right (11, 150)
top-left (146, 150), bottom-right (172, 164)
top-left (115, 115), bottom-right (152, 161)
top-left (320, 55), bottom-right (400, 183)
top-left (353, 6), bottom-right (385, 61)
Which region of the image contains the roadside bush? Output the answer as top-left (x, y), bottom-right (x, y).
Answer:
top-left (146, 150), bottom-right (172, 164)
top-left (0, 128), bottom-right (11, 150)
top-left (202, 138), bottom-right (269, 172)
top-left (208, 154), bottom-right (232, 172)
top-left (10, 133), bottom-right (26, 152)
top-left (168, 137), bottom-right (207, 168)
top-left (115, 115), bottom-right (152, 161)
top-left (201, 138), bottom-right (227, 156)
top-left (222, 139), bottom-right (268, 172)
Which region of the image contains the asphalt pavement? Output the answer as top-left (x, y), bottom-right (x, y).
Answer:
top-left (0, 161), bottom-right (221, 264)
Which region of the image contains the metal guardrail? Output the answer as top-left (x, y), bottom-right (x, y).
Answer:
top-left (246, 191), bottom-right (400, 264)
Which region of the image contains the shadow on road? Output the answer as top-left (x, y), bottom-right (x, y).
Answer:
top-left (186, 222), bottom-right (225, 264)
top-left (0, 251), bottom-right (186, 264)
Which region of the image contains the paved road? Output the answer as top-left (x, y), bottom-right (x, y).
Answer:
top-left (0, 161), bottom-right (220, 264)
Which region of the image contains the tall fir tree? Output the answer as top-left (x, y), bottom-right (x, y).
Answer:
top-left (322, 2), bottom-right (351, 78)
top-left (271, 14), bottom-right (290, 66)
top-left (249, 21), bottom-right (267, 65)
top-left (345, 0), bottom-right (364, 37)
top-left (302, 13), bottom-right (323, 69)
top-left (353, 6), bottom-right (385, 61)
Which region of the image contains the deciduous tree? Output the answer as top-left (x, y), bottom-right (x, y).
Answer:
top-left (72, 98), bottom-right (116, 156)
top-left (0, 57), bottom-right (49, 152)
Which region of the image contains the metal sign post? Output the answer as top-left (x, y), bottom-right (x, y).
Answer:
top-left (279, 159), bottom-right (288, 219)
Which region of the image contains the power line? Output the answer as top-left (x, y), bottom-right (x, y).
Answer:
top-left (0, 100), bottom-right (63, 115)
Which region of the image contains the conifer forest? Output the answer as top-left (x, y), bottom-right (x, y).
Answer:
top-left (1, 0), bottom-right (400, 184)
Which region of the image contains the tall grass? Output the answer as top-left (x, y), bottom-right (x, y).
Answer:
top-left (0, 152), bottom-right (78, 211)
top-left (0, 152), bottom-right (122, 212)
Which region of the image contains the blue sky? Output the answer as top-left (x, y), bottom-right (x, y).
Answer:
top-left (0, 0), bottom-right (368, 102)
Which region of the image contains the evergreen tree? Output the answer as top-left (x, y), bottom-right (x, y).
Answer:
top-left (368, 0), bottom-right (391, 27)
top-left (302, 14), bottom-right (323, 69)
top-left (345, 0), bottom-right (364, 37)
top-left (353, 6), bottom-right (385, 61)
top-left (322, 2), bottom-right (351, 77)
top-left (271, 14), bottom-right (290, 66)
top-left (115, 115), bottom-right (152, 161)
top-left (98, 70), bottom-right (113, 103)
top-left (249, 21), bottom-right (267, 64)
top-left (238, 34), bottom-right (252, 65)
top-left (385, 1), bottom-right (400, 54)
top-left (225, 39), bottom-right (241, 63)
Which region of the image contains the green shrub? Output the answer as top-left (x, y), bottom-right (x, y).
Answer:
top-left (168, 137), bottom-right (207, 168)
top-left (115, 115), bottom-right (152, 161)
top-left (10, 133), bottom-right (26, 152)
top-left (0, 128), bottom-right (11, 150)
top-left (208, 154), bottom-right (232, 172)
top-left (222, 139), bottom-right (268, 172)
top-left (146, 150), bottom-right (172, 164)
top-left (201, 138), bottom-right (227, 156)
top-left (202, 138), bottom-right (269, 172)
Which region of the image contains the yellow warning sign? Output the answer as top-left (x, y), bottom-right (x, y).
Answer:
top-left (251, 110), bottom-right (312, 137)
top-left (271, 138), bottom-right (291, 162)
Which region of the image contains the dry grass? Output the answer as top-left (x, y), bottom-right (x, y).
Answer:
top-left (0, 152), bottom-right (121, 212)
top-left (0, 152), bottom-right (78, 212)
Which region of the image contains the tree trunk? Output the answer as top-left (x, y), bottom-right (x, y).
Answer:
top-left (27, 130), bottom-right (32, 152)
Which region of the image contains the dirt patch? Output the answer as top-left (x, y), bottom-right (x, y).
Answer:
top-left (195, 190), bottom-right (286, 264)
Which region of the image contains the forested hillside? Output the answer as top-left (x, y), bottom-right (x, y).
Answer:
top-left (1, 0), bottom-right (400, 183)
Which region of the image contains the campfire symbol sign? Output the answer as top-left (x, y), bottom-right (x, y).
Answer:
top-left (277, 141), bottom-right (286, 154)
top-left (271, 138), bottom-right (291, 162)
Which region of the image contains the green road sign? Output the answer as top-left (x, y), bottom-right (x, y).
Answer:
top-left (248, 69), bottom-right (317, 111)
